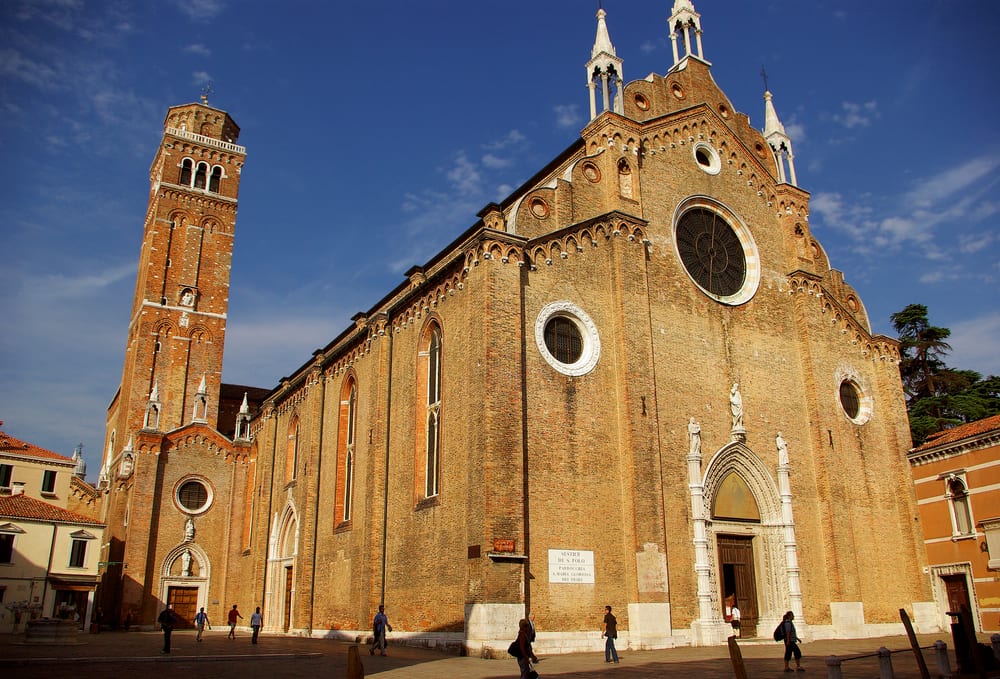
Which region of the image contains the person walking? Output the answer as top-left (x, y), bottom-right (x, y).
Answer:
top-left (194, 607), bottom-right (210, 641)
top-left (227, 604), bottom-right (243, 639)
top-left (527, 611), bottom-right (539, 663)
top-left (781, 610), bottom-right (804, 672)
top-left (602, 605), bottom-right (620, 664)
top-left (250, 606), bottom-right (263, 644)
top-left (513, 617), bottom-right (535, 679)
top-left (157, 605), bottom-right (177, 654)
top-left (731, 604), bottom-right (742, 638)
top-left (369, 604), bottom-right (392, 656)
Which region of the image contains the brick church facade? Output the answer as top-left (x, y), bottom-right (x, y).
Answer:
top-left (97, 1), bottom-right (936, 651)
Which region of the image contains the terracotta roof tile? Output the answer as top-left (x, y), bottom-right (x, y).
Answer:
top-left (912, 413), bottom-right (1000, 453)
top-left (0, 428), bottom-right (74, 463)
top-left (0, 493), bottom-right (104, 526)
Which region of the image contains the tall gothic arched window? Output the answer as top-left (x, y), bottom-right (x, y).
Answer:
top-left (335, 377), bottom-right (358, 527)
top-left (414, 323), bottom-right (442, 501)
top-left (285, 417), bottom-right (299, 484)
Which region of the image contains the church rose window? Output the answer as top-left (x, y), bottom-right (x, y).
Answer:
top-left (677, 207), bottom-right (745, 296)
top-left (674, 200), bottom-right (760, 305)
top-left (177, 479), bottom-right (211, 513)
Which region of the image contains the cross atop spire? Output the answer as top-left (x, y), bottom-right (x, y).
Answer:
top-left (586, 8), bottom-right (624, 121)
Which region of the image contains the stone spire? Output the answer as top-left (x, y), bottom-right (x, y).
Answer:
top-left (72, 443), bottom-right (87, 480)
top-left (192, 374), bottom-right (209, 423)
top-left (763, 91), bottom-right (798, 186)
top-left (586, 8), bottom-right (624, 121)
top-left (235, 392), bottom-right (251, 441)
top-left (143, 380), bottom-right (161, 430)
top-left (668, 0), bottom-right (706, 68)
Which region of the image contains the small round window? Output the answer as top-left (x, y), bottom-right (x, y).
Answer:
top-left (535, 301), bottom-right (601, 376)
top-left (693, 142), bottom-right (721, 175)
top-left (176, 478), bottom-right (212, 514)
top-left (838, 378), bottom-right (872, 424)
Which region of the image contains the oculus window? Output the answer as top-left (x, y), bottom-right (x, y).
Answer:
top-left (535, 301), bottom-right (601, 376)
top-left (176, 478), bottom-right (212, 514)
top-left (837, 377), bottom-right (872, 425)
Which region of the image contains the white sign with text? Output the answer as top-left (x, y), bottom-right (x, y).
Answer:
top-left (548, 549), bottom-right (595, 584)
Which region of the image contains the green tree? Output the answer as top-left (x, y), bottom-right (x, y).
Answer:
top-left (891, 304), bottom-right (1000, 444)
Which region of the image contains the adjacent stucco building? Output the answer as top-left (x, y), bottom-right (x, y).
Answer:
top-left (908, 413), bottom-right (1000, 634)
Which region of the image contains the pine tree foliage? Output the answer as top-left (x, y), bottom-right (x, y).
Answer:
top-left (891, 304), bottom-right (1000, 445)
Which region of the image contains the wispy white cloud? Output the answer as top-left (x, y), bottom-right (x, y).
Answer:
top-left (904, 157), bottom-right (1000, 208)
top-left (554, 103), bottom-right (582, 129)
top-left (0, 48), bottom-right (60, 88)
top-left (183, 43), bottom-right (212, 57)
top-left (833, 100), bottom-right (878, 129)
top-left (192, 70), bottom-right (213, 86)
top-left (813, 155), bottom-right (1000, 259)
top-left (639, 40), bottom-right (658, 54)
top-left (949, 311), bottom-right (1000, 376)
top-left (171, 0), bottom-right (226, 22)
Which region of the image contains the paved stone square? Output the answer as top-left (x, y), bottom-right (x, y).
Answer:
top-left (0, 630), bottom-right (984, 678)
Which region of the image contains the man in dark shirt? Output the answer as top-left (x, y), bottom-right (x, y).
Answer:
top-left (157, 606), bottom-right (177, 654)
top-left (601, 605), bottom-right (619, 664)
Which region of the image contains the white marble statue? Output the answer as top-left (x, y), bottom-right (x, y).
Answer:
top-left (776, 431), bottom-right (789, 466)
top-left (184, 517), bottom-right (195, 542)
top-left (181, 549), bottom-right (192, 576)
top-left (729, 383), bottom-right (744, 429)
top-left (688, 417), bottom-right (702, 456)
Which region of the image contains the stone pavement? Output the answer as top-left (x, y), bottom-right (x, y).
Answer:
top-left (0, 629), bottom-right (985, 678)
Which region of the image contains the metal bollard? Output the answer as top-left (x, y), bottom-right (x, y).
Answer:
top-left (934, 639), bottom-right (952, 678)
top-left (878, 646), bottom-right (894, 679)
top-left (826, 654), bottom-right (843, 679)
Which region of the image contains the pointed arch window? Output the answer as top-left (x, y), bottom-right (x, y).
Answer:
top-left (335, 377), bottom-right (358, 527)
top-left (179, 158), bottom-right (193, 186)
top-left (946, 475), bottom-right (974, 538)
top-left (285, 417), bottom-right (299, 484)
top-left (209, 166), bottom-right (222, 192)
top-left (415, 323), bottom-right (442, 504)
top-left (194, 162), bottom-right (208, 189)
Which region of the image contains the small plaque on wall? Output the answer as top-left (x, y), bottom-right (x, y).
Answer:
top-left (548, 549), bottom-right (595, 584)
top-left (492, 539), bottom-right (516, 553)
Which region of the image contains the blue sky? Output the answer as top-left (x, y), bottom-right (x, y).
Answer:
top-left (1, 0), bottom-right (998, 477)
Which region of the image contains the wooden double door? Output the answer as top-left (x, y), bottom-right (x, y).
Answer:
top-left (718, 535), bottom-right (760, 638)
top-left (167, 586), bottom-right (199, 628)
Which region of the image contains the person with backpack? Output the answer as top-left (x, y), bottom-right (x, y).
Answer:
top-left (777, 610), bottom-right (804, 672)
top-left (508, 618), bottom-right (537, 679)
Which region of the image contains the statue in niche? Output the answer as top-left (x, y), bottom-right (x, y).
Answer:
top-left (180, 290), bottom-right (194, 307)
top-left (184, 517), bottom-right (195, 542)
top-left (776, 432), bottom-right (789, 466)
top-left (118, 453), bottom-right (134, 479)
top-left (729, 383), bottom-right (744, 430)
top-left (181, 549), bottom-right (192, 576)
top-left (688, 417), bottom-right (701, 456)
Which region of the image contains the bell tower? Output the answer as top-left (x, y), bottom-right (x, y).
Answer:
top-left (103, 101), bottom-right (246, 464)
